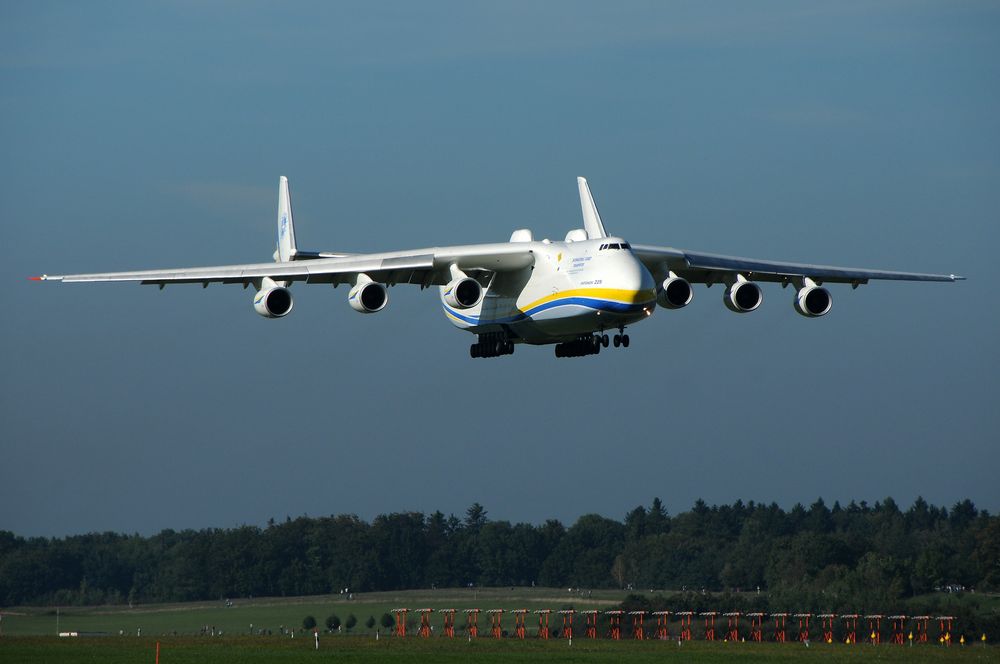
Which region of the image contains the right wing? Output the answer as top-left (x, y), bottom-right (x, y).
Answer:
top-left (35, 243), bottom-right (535, 289)
top-left (632, 244), bottom-right (964, 286)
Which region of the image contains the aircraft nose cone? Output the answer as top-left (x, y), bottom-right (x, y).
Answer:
top-left (619, 256), bottom-right (656, 304)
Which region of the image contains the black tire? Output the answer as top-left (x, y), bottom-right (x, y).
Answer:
top-left (613, 335), bottom-right (621, 348)
top-left (470, 345), bottom-right (478, 358)
top-left (602, 334), bottom-right (609, 347)
top-left (622, 334), bottom-right (630, 348)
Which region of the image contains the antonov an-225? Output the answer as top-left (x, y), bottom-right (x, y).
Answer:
top-left (35, 177), bottom-right (963, 359)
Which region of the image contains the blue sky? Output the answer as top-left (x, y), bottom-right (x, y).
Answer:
top-left (2, 2), bottom-right (998, 537)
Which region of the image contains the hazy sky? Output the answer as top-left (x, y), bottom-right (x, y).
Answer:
top-left (2, 2), bottom-right (997, 537)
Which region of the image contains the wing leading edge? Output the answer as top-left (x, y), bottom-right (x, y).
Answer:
top-left (37, 243), bottom-right (535, 288)
top-left (632, 244), bottom-right (964, 286)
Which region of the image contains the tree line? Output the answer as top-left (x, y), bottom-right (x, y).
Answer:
top-left (1, 497), bottom-right (997, 613)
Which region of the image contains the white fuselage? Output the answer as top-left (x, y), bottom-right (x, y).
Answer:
top-left (439, 236), bottom-right (657, 344)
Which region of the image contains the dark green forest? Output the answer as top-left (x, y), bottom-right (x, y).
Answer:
top-left (2, 498), bottom-right (998, 617)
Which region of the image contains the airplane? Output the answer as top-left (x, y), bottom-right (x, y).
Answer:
top-left (34, 176), bottom-right (963, 359)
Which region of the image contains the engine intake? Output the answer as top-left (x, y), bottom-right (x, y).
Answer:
top-left (657, 274), bottom-right (693, 309)
top-left (253, 286), bottom-right (293, 318)
top-left (794, 283), bottom-right (833, 317)
top-left (724, 279), bottom-right (762, 313)
top-left (444, 277), bottom-right (483, 309)
top-left (349, 281), bottom-right (388, 313)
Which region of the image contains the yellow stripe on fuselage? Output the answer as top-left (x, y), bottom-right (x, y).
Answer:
top-left (520, 288), bottom-right (656, 312)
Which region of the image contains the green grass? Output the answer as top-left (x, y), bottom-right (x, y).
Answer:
top-left (0, 588), bottom-right (628, 637)
top-left (1, 636), bottom-right (997, 664)
top-left (3, 589), bottom-right (998, 662)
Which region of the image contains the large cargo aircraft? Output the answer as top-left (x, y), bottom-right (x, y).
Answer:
top-left (35, 177), bottom-right (963, 358)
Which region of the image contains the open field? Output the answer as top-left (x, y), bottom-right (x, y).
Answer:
top-left (2, 636), bottom-right (998, 664)
top-left (4, 587), bottom-right (998, 639)
top-left (3, 588), bottom-right (998, 662)
top-left (0, 588), bottom-right (631, 636)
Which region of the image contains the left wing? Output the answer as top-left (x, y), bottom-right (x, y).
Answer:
top-left (35, 243), bottom-right (535, 288)
top-left (632, 244), bottom-right (964, 286)
top-left (36, 176), bottom-right (535, 289)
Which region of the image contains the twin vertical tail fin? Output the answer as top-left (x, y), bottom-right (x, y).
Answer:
top-left (275, 176), bottom-right (298, 262)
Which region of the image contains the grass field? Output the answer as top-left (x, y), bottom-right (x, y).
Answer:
top-left (2, 636), bottom-right (998, 664)
top-left (2, 589), bottom-right (998, 663)
top-left (0, 588), bottom-right (629, 637)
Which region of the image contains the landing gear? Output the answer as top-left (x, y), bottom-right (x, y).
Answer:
top-left (554, 334), bottom-right (602, 358)
top-left (470, 332), bottom-right (514, 359)
top-left (611, 326), bottom-right (630, 349)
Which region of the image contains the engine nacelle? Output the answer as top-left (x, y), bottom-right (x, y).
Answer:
top-left (724, 279), bottom-right (763, 313)
top-left (794, 283), bottom-right (833, 317)
top-left (443, 277), bottom-right (483, 309)
top-left (253, 286), bottom-right (293, 318)
top-left (348, 281), bottom-right (388, 313)
top-left (657, 274), bottom-right (693, 309)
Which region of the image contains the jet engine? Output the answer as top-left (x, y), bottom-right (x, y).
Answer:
top-left (724, 278), bottom-right (762, 313)
top-left (657, 274), bottom-right (693, 309)
top-left (348, 281), bottom-right (388, 313)
top-left (253, 286), bottom-right (294, 318)
top-left (443, 277), bottom-right (483, 309)
top-left (794, 282), bottom-right (833, 317)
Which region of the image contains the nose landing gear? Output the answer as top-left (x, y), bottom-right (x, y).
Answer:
top-left (611, 324), bottom-right (630, 348)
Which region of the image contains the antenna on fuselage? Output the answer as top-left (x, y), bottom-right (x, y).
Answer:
top-left (577, 177), bottom-right (608, 240)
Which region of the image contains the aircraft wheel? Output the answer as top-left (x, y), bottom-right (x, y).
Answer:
top-left (602, 334), bottom-right (609, 348)
top-left (470, 344), bottom-right (479, 358)
top-left (613, 334), bottom-right (621, 348)
top-left (622, 334), bottom-right (630, 348)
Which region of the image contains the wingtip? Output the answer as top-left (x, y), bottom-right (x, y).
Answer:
top-left (28, 276), bottom-right (43, 281)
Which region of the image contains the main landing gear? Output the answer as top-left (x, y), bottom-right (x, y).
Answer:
top-left (554, 327), bottom-right (630, 358)
top-left (555, 335), bottom-right (602, 358)
top-left (470, 332), bottom-right (514, 359)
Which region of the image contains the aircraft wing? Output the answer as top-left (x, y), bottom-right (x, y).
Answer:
top-left (631, 244), bottom-right (964, 286)
top-left (35, 243), bottom-right (535, 288)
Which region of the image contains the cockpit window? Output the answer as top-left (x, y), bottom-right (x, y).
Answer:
top-left (599, 242), bottom-right (630, 251)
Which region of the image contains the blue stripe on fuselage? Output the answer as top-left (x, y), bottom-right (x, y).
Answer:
top-left (442, 296), bottom-right (651, 326)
